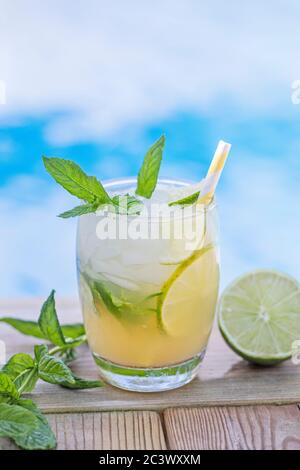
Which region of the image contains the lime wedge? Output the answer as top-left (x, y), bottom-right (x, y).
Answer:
top-left (218, 270), bottom-right (300, 365)
top-left (158, 244), bottom-right (218, 336)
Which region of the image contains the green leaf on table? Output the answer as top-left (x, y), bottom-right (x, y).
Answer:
top-left (14, 369), bottom-right (39, 395)
top-left (136, 135), bottom-right (165, 198)
top-left (14, 399), bottom-right (56, 450)
top-left (2, 354), bottom-right (38, 394)
top-left (2, 353), bottom-right (35, 379)
top-left (43, 156), bottom-right (111, 204)
top-left (37, 353), bottom-right (75, 385)
top-left (0, 316), bottom-right (86, 344)
top-left (38, 290), bottom-right (65, 346)
top-left (168, 190), bottom-right (200, 206)
top-left (0, 373), bottom-right (20, 401)
top-left (0, 317), bottom-right (45, 339)
top-left (59, 374), bottom-right (103, 389)
top-left (57, 348), bottom-right (77, 364)
top-left (34, 344), bottom-right (48, 362)
top-left (0, 403), bottom-right (38, 439)
top-left (61, 323), bottom-right (85, 339)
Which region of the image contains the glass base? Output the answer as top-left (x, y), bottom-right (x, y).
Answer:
top-left (93, 351), bottom-right (205, 392)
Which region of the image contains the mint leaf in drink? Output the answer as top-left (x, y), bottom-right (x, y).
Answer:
top-left (43, 157), bottom-right (111, 204)
top-left (37, 353), bottom-right (75, 385)
top-left (111, 194), bottom-right (143, 215)
top-left (136, 135), bottom-right (165, 198)
top-left (0, 317), bottom-right (45, 339)
top-left (84, 275), bottom-right (155, 324)
top-left (168, 190), bottom-right (200, 206)
top-left (0, 373), bottom-right (20, 401)
top-left (87, 279), bottom-right (129, 318)
top-left (0, 403), bottom-right (38, 439)
top-left (58, 202), bottom-right (99, 219)
top-left (38, 290), bottom-right (66, 347)
top-left (59, 374), bottom-right (103, 390)
top-left (14, 399), bottom-right (56, 450)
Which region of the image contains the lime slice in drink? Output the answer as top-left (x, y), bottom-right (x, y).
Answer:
top-left (158, 243), bottom-right (218, 336)
top-left (218, 270), bottom-right (300, 365)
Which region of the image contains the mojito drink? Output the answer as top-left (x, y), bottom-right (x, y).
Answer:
top-left (43, 135), bottom-right (229, 391)
top-left (77, 179), bottom-right (219, 391)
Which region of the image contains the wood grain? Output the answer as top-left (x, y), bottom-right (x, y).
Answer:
top-left (46, 411), bottom-right (166, 450)
top-left (164, 405), bottom-right (300, 450)
top-left (1, 299), bottom-right (300, 412)
top-left (0, 411), bottom-right (166, 451)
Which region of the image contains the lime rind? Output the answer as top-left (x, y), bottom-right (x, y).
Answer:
top-left (157, 243), bottom-right (214, 334)
top-left (218, 269), bottom-right (300, 365)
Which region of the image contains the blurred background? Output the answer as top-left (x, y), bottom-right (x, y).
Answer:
top-left (0, 0), bottom-right (299, 297)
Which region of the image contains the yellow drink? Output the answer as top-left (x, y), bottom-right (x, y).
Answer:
top-left (77, 178), bottom-right (219, 391)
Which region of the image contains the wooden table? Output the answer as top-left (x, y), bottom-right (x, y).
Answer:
top-left (1, 298), bottom-right (300, 450)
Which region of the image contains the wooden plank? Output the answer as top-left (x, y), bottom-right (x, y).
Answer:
top-left (164, 405), bottom-right (300, 450)
top-left (1, 299), bottom-right (300, 412)
top-left (47, 411), bottom-right (166, 450)
top-left (0, 411), bottom-right (166, 450)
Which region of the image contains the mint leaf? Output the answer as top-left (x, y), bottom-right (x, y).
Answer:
top-left (0, 317), bottom-right (86, 343)
top-left (0, 373), bottom-right (20, 401)
top-left (59, 374), bottom-right (103, 390)
top-left (168, 190), bottom-right (200, 206)
top-left (14, 369), bottom-right (39, 395)
top-left (61, 323), bottom-right (85, 339)
top-left (89, 279), bottom-right (129, 317)
top-left (136, 135), bottom-right (165, 198)
top-left (57, 348), bottom-right (77, 364)
top-left (111, 194), bottom-right (143, 215)
top-left (14, 399), bottom-right (56, 450)
top-left (58, 202), bottom-right (99, 219)
top-left (0, 318), bottom-right (45, 339)
top-left (34, 345), bottom-right (48, 362)
top-left (84, 275), bottom-right (154, 325)
top-left (2, 354), bottom-right (38, 394)
top-left (37, 354), bottom-right (75, 385)
top-left (43, 157), bottom-right (110, 204)
top-left (38, 290), bottom-right (65, 347)
top-left (0, 403), bottom-right (38, 439)
top-left (2, 353), bottom-right (35, 379)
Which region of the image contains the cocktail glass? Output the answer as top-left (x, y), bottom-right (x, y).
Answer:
top-left (77, 178), bottom-right (219, 392)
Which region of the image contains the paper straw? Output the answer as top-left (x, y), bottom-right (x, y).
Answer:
top-left (197, 140), bottom-right (231, 204)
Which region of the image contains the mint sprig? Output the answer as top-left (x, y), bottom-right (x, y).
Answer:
top-left (0, 291), bottom-right (103, 450)
top-left (43, 156), bottom-right (143, 218)
top-left (43, 136), bottom-right (167, 216)
top-left (136, 135), bottom-right (165, 198)
top-left (43, 157), bottom-right (110, 204)
top-left (58, 202), bottom-right (99, 219)
top-left (168, 190), bottom-right (200, 206)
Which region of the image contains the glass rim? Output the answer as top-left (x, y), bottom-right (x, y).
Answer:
top-left (102, 177), bottom-right (217, 220)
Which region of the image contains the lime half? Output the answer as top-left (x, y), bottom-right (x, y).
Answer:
top-left (218, 270), bottom-right (300, 365)
top-left (158, 243), bottom-right (218, 336)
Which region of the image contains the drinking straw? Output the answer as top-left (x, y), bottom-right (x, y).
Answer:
top-left (197, 140), bottom-right (231, 204)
